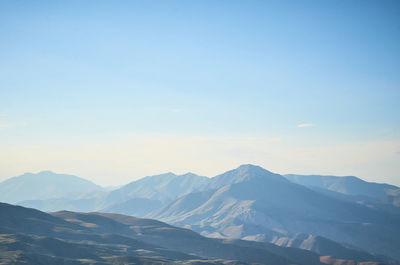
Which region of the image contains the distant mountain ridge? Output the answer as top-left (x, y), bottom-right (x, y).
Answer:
top-left (2, 165), bottom-right (400, 263)
top-left (3, 166), bottom-right (398, 212)
top-left (104, 172), bottom-right (210, 205)
top-left (0, 171), bottom-right (103, 204)
top-left (1, 171), bottom-right (210, 213)
top-left (284, 174), bottom-right (400, 208)
top-left (283, 174), bottom-right (400, 217)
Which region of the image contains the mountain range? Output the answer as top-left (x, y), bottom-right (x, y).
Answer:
top-left (1, 165), bottom-right (399, 263)
top-left (0, 202), bottom-right (396, 265)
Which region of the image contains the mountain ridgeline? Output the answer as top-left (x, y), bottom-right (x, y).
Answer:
top-left (1, 165), bottom-right (399, 264)
top-left (284, 174), bottom-right (400, 213)
top-left (0, 171), bottom-right (103, 204)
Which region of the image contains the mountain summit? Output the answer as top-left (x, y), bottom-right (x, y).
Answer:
top-left (151, 165), bottom-right (400, 261)
top-left (0, 171), bottom-right (103, 204)
top-left (207, 164), bottom-right (288, 190)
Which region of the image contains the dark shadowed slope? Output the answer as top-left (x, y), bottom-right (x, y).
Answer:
top-left (52, 211), bottom-right (312, 265)
top-left (0, 171), bottom-right (103, 204)
top-left (0, 203), bottom-right (249, 265)
top-left (1, 202), bottom-right (369, 265)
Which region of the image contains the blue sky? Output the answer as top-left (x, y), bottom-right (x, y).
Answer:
top-left (0, 0), bottom-right (399, 186)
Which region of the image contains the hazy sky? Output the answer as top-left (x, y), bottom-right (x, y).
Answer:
top-left (1, 0), bottom-right (399, 186)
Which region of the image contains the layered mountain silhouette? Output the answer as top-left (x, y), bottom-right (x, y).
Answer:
top-left (13, 171), bottom-right (209, 213)
top-left (285, 174), bottom-right (400, 213)
top-left (1, 165), bottom-right (399, 263)
top-left (0, 171), bottom-right (104, 204)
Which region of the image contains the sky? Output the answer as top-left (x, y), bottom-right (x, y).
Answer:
top-left (0, 0), bottom-right (399, 186)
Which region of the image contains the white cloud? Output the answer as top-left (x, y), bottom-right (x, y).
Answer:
top-left (297, 123), bottom-right (315, 128)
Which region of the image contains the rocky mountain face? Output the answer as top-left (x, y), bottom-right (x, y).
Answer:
top-left (150, 165), bottom-right (400, 262)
